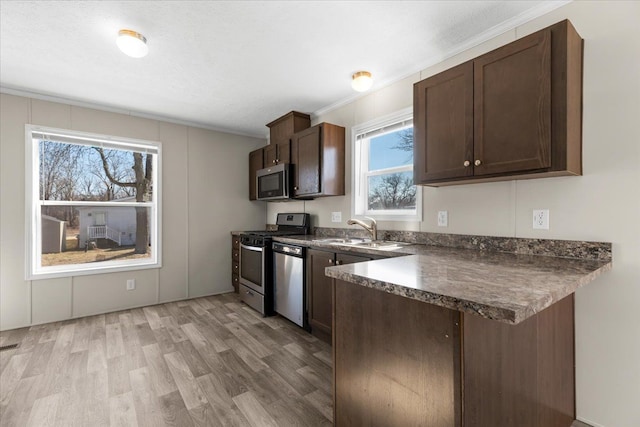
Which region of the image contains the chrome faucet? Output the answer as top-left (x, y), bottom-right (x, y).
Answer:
top-left (347, 217), bottom-right (377, 241)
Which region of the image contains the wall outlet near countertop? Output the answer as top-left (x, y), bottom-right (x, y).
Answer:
top-left (331, 211), bottom-right (342, 223)
top-left (437, 211), bottom-right (448, 227)
top-left (532, 209), bottom-right (549, 230)
top-left (126, 279), bottom-right (136, 290)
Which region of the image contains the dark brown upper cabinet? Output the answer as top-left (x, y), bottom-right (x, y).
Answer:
top-left (248, 148), bottom-right (264, 201)
top-left (414, 61), bottom-right (474, 182)
top-left (414, 20), bottom-right (583, 186)
top-left (264, 139), bottom-right (290, 166)
top-left (265, 111), bottom-right (310, 167)
top-left (291, 123), bottom-right (345, 198)
top-left (267, 111), bottom-right (311, 143)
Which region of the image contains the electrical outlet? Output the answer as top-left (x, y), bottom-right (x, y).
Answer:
top-left (126, 279), bottom-right (136, 290)
top-left (532, 209), bottom-right (549, 230)
top-left (437, 211), bottom-right (448, 227)
top-left (331, 211), bottom-right (342, 223)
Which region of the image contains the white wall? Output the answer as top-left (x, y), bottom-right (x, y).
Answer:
top-left (0, 95), bottom-right (267, 329)
top-left (268, 2), bottom-right (640, 426)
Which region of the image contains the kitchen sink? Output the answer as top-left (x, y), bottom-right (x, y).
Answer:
top-left (311, 237), bottom-right (410, 251)
top-left (312, 237), bottom-right (372, 244)
top-left (350, 241), bottom-right (410, 250)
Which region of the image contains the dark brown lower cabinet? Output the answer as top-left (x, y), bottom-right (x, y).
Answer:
top-left (463, 294), bottom-right (574, 427)
top-left (231, 235), bottom-right (239, 293)
top-left (333, 279), bottom-right (574, 427)
top-left (307, 249), bottom-right (371, 344)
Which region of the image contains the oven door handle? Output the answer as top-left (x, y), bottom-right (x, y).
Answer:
top-left (240, 243), bottom-right (264, 253)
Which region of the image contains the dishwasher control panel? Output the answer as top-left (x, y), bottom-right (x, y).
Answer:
top-left (272, 242), bottom-right (303, 257)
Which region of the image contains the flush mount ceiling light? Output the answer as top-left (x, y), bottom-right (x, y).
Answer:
top-left (351, 71), bottom-right (373, 92)
top-left (116, 29), bottom-right (148, 58)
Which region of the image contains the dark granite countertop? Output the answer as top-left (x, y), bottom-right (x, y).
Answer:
top-left (273, 233), bottom-right (612, 325)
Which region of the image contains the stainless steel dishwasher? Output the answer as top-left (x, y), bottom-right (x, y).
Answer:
top-left (272, 242), bottom-right (306, 328)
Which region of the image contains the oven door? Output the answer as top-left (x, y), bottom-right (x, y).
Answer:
top-left (239, 243), bottom-right (265, 294)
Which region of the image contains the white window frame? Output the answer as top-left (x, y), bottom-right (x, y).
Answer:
top-left (25, 125), bottom-right (162, 280)
top-left (351, 107), bottom-right (422, 221)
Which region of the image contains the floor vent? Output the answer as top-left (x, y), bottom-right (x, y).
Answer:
top-left (0, 343), bottom-right (19, 351)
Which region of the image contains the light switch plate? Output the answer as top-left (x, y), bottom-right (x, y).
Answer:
top-left (331, 211), bottom-right (342, 223)
top-left (126, 279), bottom-right (136, 290)
top-left (437, 211), bottom-right (448, 227)
top-left (532, 209), bottom-right (549, 230)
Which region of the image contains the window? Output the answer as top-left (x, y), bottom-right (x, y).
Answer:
top-left (25, 125), bottom-right (161, 279)
top-left (352, 108), bottom-right (421, 221)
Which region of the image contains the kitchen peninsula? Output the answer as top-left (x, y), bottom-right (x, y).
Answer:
top-left (289, 233), bottom-right (611, 427)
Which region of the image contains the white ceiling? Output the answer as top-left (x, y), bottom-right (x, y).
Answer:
top-left (0, 1), bottom-right (568, 138)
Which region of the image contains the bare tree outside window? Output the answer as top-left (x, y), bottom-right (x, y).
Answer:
top-left (366, 127), bottom-right (416, 211)
top-left (37, 139), bottom-right (155, 259)
top-left (95, 148), bottom-right (152, 254)
top-left (368, 172), bottom-right (416, 210)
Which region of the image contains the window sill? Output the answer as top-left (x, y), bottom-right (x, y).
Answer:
top-left (27, 259), bottom-right (161, 281)
top-left (351, 213), bottom-right (422, 222)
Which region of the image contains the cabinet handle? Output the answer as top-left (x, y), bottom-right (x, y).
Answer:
top-left (474, 160), bottom-right (482, 166)
top-left (463, 160), bottom-right (470, 167)
top-left (328, 259), bottom-right (333, 264)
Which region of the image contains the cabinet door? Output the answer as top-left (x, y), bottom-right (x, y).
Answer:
top-left (264, 144), bottom-right (277, 167)
top-left (292, 126), bottom-right (321, 197)
top-left (307, 248), bottom-right (334, 343)
top-left (276, 139), bottom-right (290, 164)
top-left (264, 140), bottom-right (290, 166)
top-left (336, 253), bottom-right (371, 266)
top-left (463, 295), bottom-right (574, 426)
top-left (474, 29), bottom-right (551, 176)
top-left (232, 236), bottom-right (240, 293)
top-left (334, 279), bottom-right (462, 426)
top-left (248, 148), bottom-right (264, 200)
top-left (414, 61), bottom-right (473, 183)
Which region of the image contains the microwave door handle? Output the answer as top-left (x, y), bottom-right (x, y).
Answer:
top-left (240, 243), bottom-right (264, 252)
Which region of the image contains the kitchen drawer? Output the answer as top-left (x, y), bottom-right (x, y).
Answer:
top-left (232, 249), bottom-right (239, 262)
top-left (239, 284), bottom-right (264, 314)
top-left (232, 274), bottom-right (239, 292)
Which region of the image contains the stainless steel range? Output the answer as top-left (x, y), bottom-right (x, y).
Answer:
top-left (239, 213), bottom-right (310, 316)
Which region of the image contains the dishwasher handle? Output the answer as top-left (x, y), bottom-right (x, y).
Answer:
top-left (272, 242), bottom-right (304, 257)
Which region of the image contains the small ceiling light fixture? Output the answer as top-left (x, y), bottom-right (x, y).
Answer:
top-left (351, 71), bottom-right (373, 92)
top-left (116, 29), bottom-right (148, 58)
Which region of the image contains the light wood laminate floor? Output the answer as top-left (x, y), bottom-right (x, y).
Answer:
top-left (0, 293), bottom-right (333, 426)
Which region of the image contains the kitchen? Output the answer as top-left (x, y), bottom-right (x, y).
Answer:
top-left (1, 1), bottom-right (638, 427)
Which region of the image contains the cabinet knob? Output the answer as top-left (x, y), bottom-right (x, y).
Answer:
top-left (463, 160), bottom-right (470, 167)
top-left (336, 260), bottom-right (342, 265)
top-left (328, 259), bottom-right (333, 264)
top-left (272, 160), bottom-right (276, 164)
top-left (293, 186), bottom-right (298, 191)
top-left (474, 160), bottom-right (482, 166)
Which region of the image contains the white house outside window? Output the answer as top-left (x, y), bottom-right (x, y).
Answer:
top-left (352, 108), bottom-right (421, 221)
top-left (25, 125), bottom-right (161, 279)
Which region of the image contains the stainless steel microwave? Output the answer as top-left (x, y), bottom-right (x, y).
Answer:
top-left (256, 163), bottom-right (290, 201)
